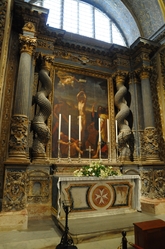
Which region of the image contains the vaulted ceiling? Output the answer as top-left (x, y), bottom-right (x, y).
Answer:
top-left (85, 0), bottom-right (165, 45)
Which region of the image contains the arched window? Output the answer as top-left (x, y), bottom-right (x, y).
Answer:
top-left (28, 0), bottom-right (127, 46)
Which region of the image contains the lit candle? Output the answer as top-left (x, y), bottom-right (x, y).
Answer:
top-left (58, 113), bottom-right (61, 140)
top-left (107, 119), bottom-right (110, 143)
top-left (79, 115), bottom-right (81, 141)
top-left (115, 119), bottom-right (118, 143)
top-left (98, 118), bottom-right (101, 142)
top-left (68, 115), bottom-right (71, 141)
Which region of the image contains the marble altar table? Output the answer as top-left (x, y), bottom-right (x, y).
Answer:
top-left (52, 175), bottom-right (141, 220)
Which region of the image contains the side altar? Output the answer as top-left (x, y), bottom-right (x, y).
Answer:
top-left (52, 175), bottom-right (141, 220)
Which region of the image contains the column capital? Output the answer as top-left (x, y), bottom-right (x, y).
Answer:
top-left (128, 72), bottom-right (140, 85)
top-left (136, 66), bottom-right (152, 80)
top-left (19, 35), bottom-right (37, 55)
top-left (113, 71), bottom-right (128, 84)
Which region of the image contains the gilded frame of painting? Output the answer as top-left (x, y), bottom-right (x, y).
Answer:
top-left (48, 65), bottom-right (116, 162)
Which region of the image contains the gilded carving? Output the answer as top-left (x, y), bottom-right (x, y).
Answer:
top-left (113, 57), bottom-right (130, 68)
top-left (141, 169), bottom-right (165, 198)
top-left (53, 49), bottom-right (112, 68)
top-left (22, 22), bottom-right (36, 33)
top-left (140, 52), bottom-right (150, 61)
top-left (9, 115), bottom-right (28, 157)
top-left (2, 170), bottom-right (26, 211)
top-left (140, 170), bottom-right (153, 197)
top-left (141, 127), bottom-right (159, 159)
top-left (19, 34), bottom-right (37, 55)
top-left (138, 66), bottom-right (152, 80)
top-left (37, 39), bottom-right (54, 51)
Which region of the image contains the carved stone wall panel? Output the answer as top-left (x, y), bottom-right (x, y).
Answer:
top-left (9, 115), bottom-right (29, 157)
top-left (0, 32), bottom-right (19, 197)
top-left (141, 127), bottom-right (159, 160)
top-left (26, 168), bottom-right (51, 203)
top-left (2, 168), bottom-right (27, 211)
top-left (140, 168), bottom-right (165, 199)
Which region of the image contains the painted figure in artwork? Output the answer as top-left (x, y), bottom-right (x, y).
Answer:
top-left (59, 132), bottom-right (83, 157)
top-left (77, 90), bottom-right (87, 146)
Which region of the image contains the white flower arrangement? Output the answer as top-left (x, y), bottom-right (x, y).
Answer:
top-left (73, 161), bottom-right (121, 178)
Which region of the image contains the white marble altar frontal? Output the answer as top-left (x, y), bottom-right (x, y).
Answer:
top-left (52, 175), bottom-right (141, 219)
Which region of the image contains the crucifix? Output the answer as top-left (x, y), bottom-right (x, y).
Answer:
top-left (86, 146), bottom-right (94, 160)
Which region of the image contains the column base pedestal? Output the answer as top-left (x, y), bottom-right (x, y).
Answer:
top-left (0, 209), bottom-right (28, 231)
top-left (141, 197), bottom-right (165, 215)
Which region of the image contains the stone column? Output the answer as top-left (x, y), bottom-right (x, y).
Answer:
top-left (8, 22), bottom-right (37, 162)
top-left (129, 73), bottom-right (144, 160)
top-left (139, 67), bottom-right (159, 161)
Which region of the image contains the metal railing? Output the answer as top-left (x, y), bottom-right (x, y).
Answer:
top-left (117, 231), bottom-right (143, 249)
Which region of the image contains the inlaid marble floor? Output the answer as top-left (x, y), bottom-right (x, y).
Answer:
top-left (0, 212), bottom-right (165, 249)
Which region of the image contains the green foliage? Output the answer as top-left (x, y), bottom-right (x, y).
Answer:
top-left (73, 161), bottom-right (121, 178)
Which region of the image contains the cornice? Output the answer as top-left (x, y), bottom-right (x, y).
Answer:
top-left (13, 0), bottom-right (49, 34)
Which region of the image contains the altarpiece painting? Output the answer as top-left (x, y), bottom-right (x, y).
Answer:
top-left (52, 70), bottom-right (109, 159)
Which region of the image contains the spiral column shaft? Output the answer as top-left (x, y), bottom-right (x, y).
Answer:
top-left (32, 55), bottom-right (54, 160)
top-left (114, 72), bottom-right (133, 160)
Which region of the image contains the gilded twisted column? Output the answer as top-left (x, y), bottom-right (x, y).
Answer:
top-left (32, 55), bottom-right (54, 160)
top-left (8, 22), bottom-right (36, 162)
top-left (139, 67), bottom-right (159, 161)
top-left (114, 71), bottom-right (134, 161)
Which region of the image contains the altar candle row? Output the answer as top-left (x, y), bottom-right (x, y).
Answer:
top-left (58, 114), bottom-right (118, 143)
